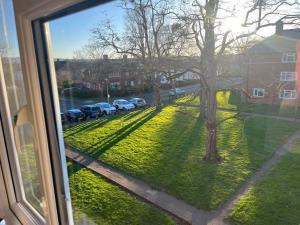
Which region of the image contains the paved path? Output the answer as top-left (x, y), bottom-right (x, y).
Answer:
top-left (206, 128), bottom-right (300, 225)
top-left (173, 103), bottom-right (300, 122)
top-left (66, 147), bottom-right (210, 225)
top-left (66, 126), bottom-right (300, 225)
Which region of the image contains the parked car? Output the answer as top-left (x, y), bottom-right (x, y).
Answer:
top-left (94, 102), bottom-right (116, 115)
top-left (169, 88), bottom-right (186, 97)
top-left (113, 99), bottom-right (135, 110)
top-left (80, 105), bottom-right (100, 118)
top-left (66, 109), bottom-right (86, 122)
top-left (129, 98), bottom-right (147, 108)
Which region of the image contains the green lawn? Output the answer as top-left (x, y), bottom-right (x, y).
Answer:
top-left (176, 91), bottom-right (300, 118)
top-left (68, 162), bottom-right (176, 225)
top-left (64, 106), bottom-right (299, 210)
top-left (228, 139), bottom-right (300, 225)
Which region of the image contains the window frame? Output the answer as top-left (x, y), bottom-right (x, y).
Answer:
top-left (278, 90), bottom-right (297, 100)
top-left (280, 71), bottom-right (296, 81)
top-left (281, 52), bottom-right (297, 63)
top-left (0, 0), bottom-right (102, 224)
top-left (253, 88), bottom-right (265, 97)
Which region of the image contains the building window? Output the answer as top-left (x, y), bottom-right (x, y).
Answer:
top-left (279, 90), bottom-right (296, 99)
top-left (253, 88), bottom-right (265, 97)
top-left (280, 71), bottom-right (296, 81)
top-left (281, 53), bottom-right (297, 63)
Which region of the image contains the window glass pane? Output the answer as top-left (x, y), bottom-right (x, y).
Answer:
top-left (45, 0), bottom-right (300, 224)
top-left (0, 0), bottom-right (46, 216)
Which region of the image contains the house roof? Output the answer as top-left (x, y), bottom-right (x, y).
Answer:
top-left (248, 29), bottom-right (300, 54)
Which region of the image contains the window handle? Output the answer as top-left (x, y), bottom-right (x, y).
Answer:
top-left (13, 105), bottom-right (34, 153)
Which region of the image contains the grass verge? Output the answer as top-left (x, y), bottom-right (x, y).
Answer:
top-left (228, 139), bottom-right (300, 225)
top-left (68, 162), bottom-right (176, 225)
top-left (64, 106), bottom-right (299, 210)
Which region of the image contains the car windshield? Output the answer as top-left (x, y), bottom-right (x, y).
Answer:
top-left (91, 107), bottom-right (99, 111)
top-left (119, 100), bottom-right (129, 104)
top-left (74, 112), bottom-right (82, 116)
top-left (137, 100), bottom-right (144, 103)
top-left (102, 103), bottom-right (110, 108)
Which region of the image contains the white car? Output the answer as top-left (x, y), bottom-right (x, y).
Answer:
top-left (169, 88), bottom-right (186, 97)
top-left (129, 98), bottom-right (147, 108)
top-left (113, 99), bottom-right (135, 110)
top-left (94, 102), bottom-right (116, 115)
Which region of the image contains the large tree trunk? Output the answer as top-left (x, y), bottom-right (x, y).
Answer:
top-left (202, 0), bottom-right (221, 162)
top-left (203, 88), bottom-right (222, 162)
top-left (154, 73), bottom-right (161, 111)
top-left (199, 88), bottom-right (207, 120)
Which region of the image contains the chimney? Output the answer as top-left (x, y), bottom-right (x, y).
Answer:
top-left (123, 55), bottom-right (128, 61)
top-left (103, 54), bottom-right (108, 61)
top-left (275, 20), bottom-right (283, 34)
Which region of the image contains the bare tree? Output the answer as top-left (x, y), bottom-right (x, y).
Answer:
top-left (91, 0), bottom-right (188, 110)
top-left (176, 0), bottom-right (300, 161)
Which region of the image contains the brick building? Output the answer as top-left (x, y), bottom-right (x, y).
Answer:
top-left (243, 22), bottom-right (300, 106)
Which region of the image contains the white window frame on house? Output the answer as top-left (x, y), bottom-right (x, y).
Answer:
top-left (279, 90), bottom-right (297, 99)
top-left (281, 53), bottom-right (297, 63)
top-left (253, 88), bottom-right (265, 97)
top-left (280, 71), bottom-right (296, 81)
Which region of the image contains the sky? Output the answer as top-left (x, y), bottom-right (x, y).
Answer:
top-left (49, 0), bottom-right (275, 59)
top-left (1, 0), bottom-right (275, 59)
top-left (49, 1), bottom-right (125, 59)
top-left (0, 0), bottom-right (21, 58)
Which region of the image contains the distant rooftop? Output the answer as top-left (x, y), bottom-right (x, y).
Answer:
top-left (248, 28), bottom-right (300, 54)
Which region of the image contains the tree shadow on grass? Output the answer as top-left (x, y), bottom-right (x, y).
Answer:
top-left (120, 107), bottom-right (221, 210)
top-left (87, 109), bottom-right (159, 158)
top-left (65, 110), bottom-right (147, 138)
top-left (64, 119), bottom-right (108, 138)
top-left (123, 109), bottom-right (145, 121)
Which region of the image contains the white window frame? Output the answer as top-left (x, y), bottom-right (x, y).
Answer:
top-left (281, 53), bottom-right (297, 63)
top-left (280, 71), bottom-right (296, 81)
top-left (253, 88), bottom-right (265, 97)
top-left (1, 0), bottom-right (80, 224)
top-left (278, 90), bottom-right (297, 99)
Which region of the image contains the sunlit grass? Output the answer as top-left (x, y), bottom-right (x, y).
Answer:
top-left (176, 91), bottom-right (300, 118)
top-left (228, 139), bottom-right (300, 225)
top-left (65, 106), bottom-right (299, 210)
top-left (68, 162), bottom-right (176, 225)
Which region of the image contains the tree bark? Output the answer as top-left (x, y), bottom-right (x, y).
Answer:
top-left (202, 0), bottom-right (222, 161)
top-left (203, 89), bottom-right (222, 162)
top-left (199, 88), bottom-right (207, 120)
top-left (154, 73), bottom-right (161, 111)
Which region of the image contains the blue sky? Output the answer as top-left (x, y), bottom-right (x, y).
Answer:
top-left (0, 0), bottom-right (21, 57)
top-left (50, 1), bottom-right (125, 59)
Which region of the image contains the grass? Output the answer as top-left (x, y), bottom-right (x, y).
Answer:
top-left (64, 105), bottom-right (300, 210)
top-left (176, 91), bottom-right (300, 118)
top-left (68, 162), bottom-right (176, 225)
top-left (228, 138), bottom-right (300, 225)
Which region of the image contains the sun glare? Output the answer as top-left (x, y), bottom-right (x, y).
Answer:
top-left (225, 17), bottom-right (243, 33)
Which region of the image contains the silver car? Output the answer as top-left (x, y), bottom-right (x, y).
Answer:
top-left (129, 98), bottom-right (147, 108)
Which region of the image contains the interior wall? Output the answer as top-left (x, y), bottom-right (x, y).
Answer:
top-left (13, 0), bottom-right (84, 19)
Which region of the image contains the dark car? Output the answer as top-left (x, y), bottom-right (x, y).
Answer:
top-left (80, 105), bottom-right (101, 118)
top-left (66, 109), bottom-right (86, 122)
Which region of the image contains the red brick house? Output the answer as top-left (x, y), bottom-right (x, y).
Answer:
top-left (243, 22), bottom-right (300, 106)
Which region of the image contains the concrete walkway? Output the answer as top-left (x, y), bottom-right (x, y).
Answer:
top-left (66, 128), bottom-right (300, 225)
top-left (206, 128), bottom-right (300, 225)
top-left (173, 103), bottom-right (300, 122)
top-left (66, 147), bottom-right (210, 225)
